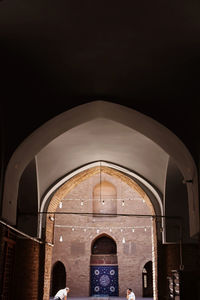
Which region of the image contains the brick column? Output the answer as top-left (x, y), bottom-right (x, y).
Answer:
top-left (43, 244), bottom-right (53, 300)
top-left (0, 225), bottom-right (16, 300)
top-left (12, 239), bottom-right (42, 299)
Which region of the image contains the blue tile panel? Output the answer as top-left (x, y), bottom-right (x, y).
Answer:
top-left (90, 265), bottom-right (119, 296)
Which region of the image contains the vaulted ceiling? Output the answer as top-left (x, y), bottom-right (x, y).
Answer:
top-left (36, 118), bottom-right (168, 198)
top-left (1, 0), bottom-right (200, 167)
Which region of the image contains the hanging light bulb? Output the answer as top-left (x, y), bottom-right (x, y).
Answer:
top-left (110, 228), bottom-right (112, 232)
top-left (102, 200), bottom-right (105, 205)
top-left (120, 229), bottom-right (123, 232)
top-left (59, 202), bottom-right (63, 208)
top-left (122, 200), bottom-right (125, 206)
top-left (81, 200), bottom-right (84, 206)
top-left (72, 227), bottom-right (75, 231)
top-left (122, 237), bottom-right (126, 244)
top-left (59, 235), bottom-right (63, 242)
top-left (144, 227), bottom-right (147, 232)
top-left (83, 228), bottom-right (86, 232)
top-left (132, 228), bottom-right (135, 232)
top-left (97, 229), bottom-right (100, 234)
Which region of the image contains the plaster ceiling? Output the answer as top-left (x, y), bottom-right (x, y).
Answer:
top-left (36, 118), bottom-right (169, 199)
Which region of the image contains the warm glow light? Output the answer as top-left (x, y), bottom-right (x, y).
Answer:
top-left (59, 235), bottom-right (63, 242)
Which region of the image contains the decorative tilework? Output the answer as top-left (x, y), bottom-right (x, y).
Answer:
top-left (90, 266), bottom-right (119, 296)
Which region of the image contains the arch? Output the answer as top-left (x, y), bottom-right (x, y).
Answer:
top-left (43, 165), bottom-right (157, 300)
top-left (93, 180), bottom-right (117, 215)
top-left (44, 165), bottom-right (156, 243)
top-left (2, 101), bottom-right (198, 238)
top-left (50, 261), bottom-right (66, 297)
top-left (91, 234), bottom-right (117, 255)
top-left (40, 162), bottom-right (161, 242)
top-left (142, 261), bottom-right (153, 297)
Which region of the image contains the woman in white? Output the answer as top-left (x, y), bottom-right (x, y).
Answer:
top-left (126, 288), bottom-right (136, 300)
top-left (54, 287), bottom-right (69, 300)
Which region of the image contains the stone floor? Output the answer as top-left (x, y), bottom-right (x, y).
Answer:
top-left (50, 297), bottom-right (153, 300)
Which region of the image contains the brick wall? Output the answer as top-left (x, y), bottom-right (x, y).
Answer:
top-left (12, 239), bottom-right (42, 299)
top-left (0, 225), bottom-right (16, 300)
top-left (51, 172), bottom-right (153, 298)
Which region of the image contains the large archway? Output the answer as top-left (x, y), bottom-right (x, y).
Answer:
top-left (44, 165), bottom-right (157, 300)
top-left (1, 101), bottom-right (199, 300)
top-left (2, 101), bottom-right (199, 240)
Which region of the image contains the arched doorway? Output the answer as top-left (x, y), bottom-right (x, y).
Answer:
top-left (142, 261), bottom-right (153, 297)
top-left (90, 234), bottom-right (119, 296)
top-left (51, 261), bottom-right (66, 297)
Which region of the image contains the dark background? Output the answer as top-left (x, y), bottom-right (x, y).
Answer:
top-left (1, 0), bottom-right (200, 167)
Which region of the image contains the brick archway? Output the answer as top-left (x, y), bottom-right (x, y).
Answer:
top-left (43, 166), bottom-right (157, 300)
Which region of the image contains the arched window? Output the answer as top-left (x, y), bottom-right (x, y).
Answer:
top-left (50, 261), bottom-right (66, 297)
top-left (92, 235), bottom-right (117, 255)
top-left (93, 181), bottom-right (117, 215)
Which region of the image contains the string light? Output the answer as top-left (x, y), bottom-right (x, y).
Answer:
top-left (55, 225), bottom-right (152, 231)
top-left (60, 197), bottom-right (146, 202)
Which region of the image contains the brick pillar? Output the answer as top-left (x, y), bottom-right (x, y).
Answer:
top-left (0, 225), bottom-right (16, 300)
top-left (43, 244), bottom-right (53, 300)
top-left (12, 239), bottom-right (42, 299)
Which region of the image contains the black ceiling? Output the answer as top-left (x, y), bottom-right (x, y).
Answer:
top-left (1, 0), bottom-right (200, 164)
